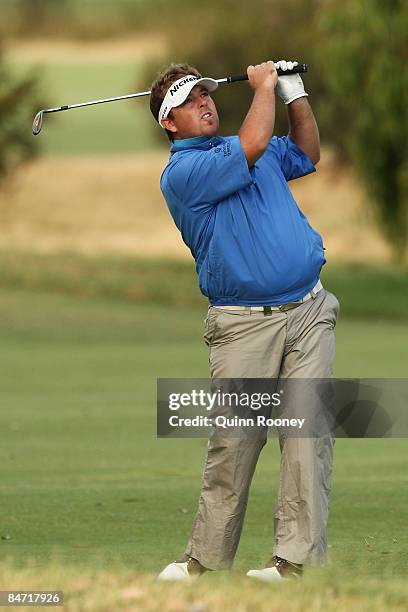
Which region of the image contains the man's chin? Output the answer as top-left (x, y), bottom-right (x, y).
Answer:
top-left (176, 124), bottom-right (219, 140)
top-left (203, 123), bottom-right (219, 138)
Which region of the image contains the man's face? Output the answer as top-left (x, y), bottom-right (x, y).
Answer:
top-left (161, 85), bottom-right (219, 140)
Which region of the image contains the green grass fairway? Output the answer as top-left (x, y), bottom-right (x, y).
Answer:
top-left (0, 287), bottom-right (407, 587)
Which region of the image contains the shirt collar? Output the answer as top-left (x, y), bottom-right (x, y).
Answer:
top-left (171, 135), bottom-right (221, 152)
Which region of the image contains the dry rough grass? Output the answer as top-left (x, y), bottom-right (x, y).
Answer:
top-left (0, 152), bottom-right (189, 258)
top-left (0, 149), bottom-right (392, 263)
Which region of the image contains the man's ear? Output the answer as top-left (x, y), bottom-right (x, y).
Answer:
top-left (161, 117), bottom-right (177, 134)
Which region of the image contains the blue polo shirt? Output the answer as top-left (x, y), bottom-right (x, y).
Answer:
top-left (160, 134), bottom-right (325, 306)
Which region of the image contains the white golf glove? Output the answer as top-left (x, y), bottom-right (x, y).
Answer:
top-left (275, 60), bottom-right (308, 105)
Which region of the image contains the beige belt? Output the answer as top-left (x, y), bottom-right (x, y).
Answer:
top-left (212, 280), bottom-right (323, 315)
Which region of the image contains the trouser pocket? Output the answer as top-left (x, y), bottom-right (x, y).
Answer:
top-left (203, 308), bottom-right (219, 346)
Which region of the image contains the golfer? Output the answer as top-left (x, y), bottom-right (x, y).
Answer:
top-left (151, 60), bottom-right (340, 581)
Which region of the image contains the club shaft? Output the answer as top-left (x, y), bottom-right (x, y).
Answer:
top-left (44, 89), bottom-right (152, 115)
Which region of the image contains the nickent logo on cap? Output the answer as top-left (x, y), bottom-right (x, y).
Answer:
top-left (169, 76), bottom-right (199, 97)
top-left (158, 74), bottom-right (217, 128)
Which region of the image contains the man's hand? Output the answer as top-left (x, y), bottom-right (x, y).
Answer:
top-left (275, 60), bottom-right (308, 105)
top-left (247, 61), bottom-right (278, 92)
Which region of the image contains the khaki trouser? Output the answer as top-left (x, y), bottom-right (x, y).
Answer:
top-left (184, 288), bottom-right (340, 569)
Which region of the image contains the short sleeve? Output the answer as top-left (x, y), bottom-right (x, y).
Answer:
top-left (165, 136), bottom-right (252, 207)
top-left (267, 135), bottom-right (316, 181)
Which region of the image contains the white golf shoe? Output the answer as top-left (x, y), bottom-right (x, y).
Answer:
top-left (246, 566), bottom-right (284, 582)
top-left (158, 561), bottom-right (190, 581)
top-left (158, 557), bottom-right (207, 581)
top-left (246, 556), bottom-right (303, 582)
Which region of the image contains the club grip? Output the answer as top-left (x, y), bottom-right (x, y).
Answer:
top-left (228, 63), bottom-right (308, 83)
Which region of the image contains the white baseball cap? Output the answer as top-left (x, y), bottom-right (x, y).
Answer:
top-left (158, 74), bottom-right (218, 128)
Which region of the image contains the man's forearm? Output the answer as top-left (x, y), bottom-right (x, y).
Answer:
top-left (239, 88), bottom-right (276, 167)
top-left (288, 98), bottom-right (320, 165)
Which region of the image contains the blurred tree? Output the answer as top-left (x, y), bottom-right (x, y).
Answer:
top-left (1, 0), bottom-right (162, 40)
top-left (0, 42), bottom-right (42, 178)
top-left (315, 0), bottom-right (408, 261)
top-left (16, 0), bottom-right (69, 37)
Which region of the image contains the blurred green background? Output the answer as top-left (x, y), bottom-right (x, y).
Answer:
top-left (9, 61), bottom-right (151, 154)
top-left (0, 0), bottom-right (407, 603)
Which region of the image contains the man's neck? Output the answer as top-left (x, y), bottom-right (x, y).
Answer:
top-left (174, 135), bottom-right (209, 143)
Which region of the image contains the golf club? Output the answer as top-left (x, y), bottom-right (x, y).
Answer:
top-left (32, 63), bottom-right (308, 135)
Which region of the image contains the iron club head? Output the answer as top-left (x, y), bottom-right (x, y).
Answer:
top-left (32, 110), bottom-right (44, 135)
